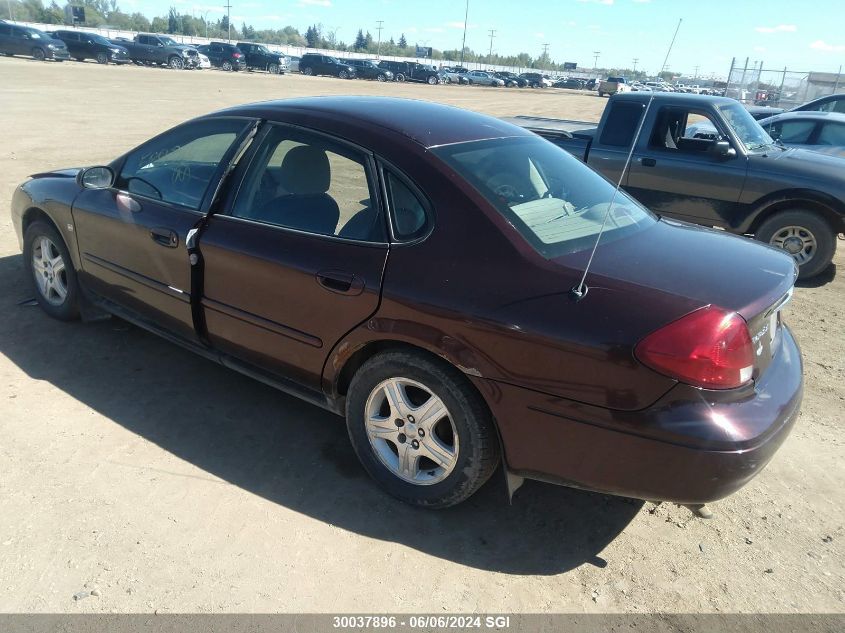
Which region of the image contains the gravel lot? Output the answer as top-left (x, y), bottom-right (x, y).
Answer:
top-left (0, 57), bottom-right (843, 615)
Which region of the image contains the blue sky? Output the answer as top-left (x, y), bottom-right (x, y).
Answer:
top-left (134, 0), bottom-right (845, 76)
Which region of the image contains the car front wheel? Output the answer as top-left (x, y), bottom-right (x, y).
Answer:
top-left (377, 73), bottom-right (387, 82)
top-left (339, 69), bottom-right (349, 79)
top-left (427, 75), bottom-right (438, 85)
top-left (96, 52), bottom-right (108, 64)
top-left (755, 209), bottom-right (836, 279)
top-left (268, 63), bottom-right (279, 74)
top-left (24, 221), bottom-right (80, 321)
top-left (32, 47), bottom-right (46, 61)
top-left (346, 350), bottom-right (499, 508)
top-left (169, 55), bottom-right (184, 70)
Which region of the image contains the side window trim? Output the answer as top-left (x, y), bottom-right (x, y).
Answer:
top-left (220, 120), bottom-right (389, 246)
top-left (375, 158), bottom-right (435, 245)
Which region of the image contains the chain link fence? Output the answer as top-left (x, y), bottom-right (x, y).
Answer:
top-left (725, 58), bottom-right (844, 108)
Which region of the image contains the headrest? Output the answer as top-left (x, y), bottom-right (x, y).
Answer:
top-left (279, 145), bottom-right (331, 195)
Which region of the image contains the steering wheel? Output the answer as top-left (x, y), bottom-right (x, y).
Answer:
top-left (125, 176), bottom-right (163, 200)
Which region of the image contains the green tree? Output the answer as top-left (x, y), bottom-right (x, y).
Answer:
top-left (353, 28), bottom-right (366, 51)
top-left (398, 33), bottom-right (407, 49)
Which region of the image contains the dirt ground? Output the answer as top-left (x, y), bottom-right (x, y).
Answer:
top-left (0, 57), bottom-right (843, 615)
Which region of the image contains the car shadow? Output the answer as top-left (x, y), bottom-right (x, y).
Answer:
top-left (795, 262), bottom-right (837, 288)
top-left (0, 253), bottom-right (641, 575)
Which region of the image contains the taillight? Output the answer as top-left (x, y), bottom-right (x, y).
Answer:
top-left (635, 305), bottom-right (754, 390)
top-left (234, 52), bottom-right (243, 58)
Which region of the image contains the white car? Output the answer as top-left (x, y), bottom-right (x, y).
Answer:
top-left (197, 52), bottom-right (211, 69)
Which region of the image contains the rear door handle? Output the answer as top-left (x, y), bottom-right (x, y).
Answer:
top-left (150, 227), bottom-right (178, 248)
top-left (316, 270), bottom-right (365, 296)
top-left (640, 157), bottom-right (657, 167)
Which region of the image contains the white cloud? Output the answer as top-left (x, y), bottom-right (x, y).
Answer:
top-left (754, 24), bottom-right (796, 33)
top-left (810, 39), bottom-right (845, 52)
top-left (445, 21), bottom-right (479, 30)
top-left (535, 32), bottom-right (545, 39)
top-left (423, 27), bottom-right (444, 33)
top-left (753, 46), bottom-right (766, 52)
top-left (298, 0), bottom-right (331, 6)
top-left (564, 20), bottom-right (577, 26)
top-left (633, 0), bottom-right (651, 3)
top-left (577, 0), bottom-right (614, 4)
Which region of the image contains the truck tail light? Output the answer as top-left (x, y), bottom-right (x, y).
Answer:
top-left (635, 306), bottom-right (754, 390)
top-left (233, 52), bottom-right (243, 58)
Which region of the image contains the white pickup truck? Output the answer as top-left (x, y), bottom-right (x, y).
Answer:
top-left (597, 76), bottom-right (630, 97)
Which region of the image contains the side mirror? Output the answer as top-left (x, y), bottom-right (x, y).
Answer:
top-left (78, 166), bottom-right (115, 190)
top-left (713, 140), bottom-right (737, 160)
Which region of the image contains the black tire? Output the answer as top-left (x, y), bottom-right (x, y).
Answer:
top-left (395, 73), bottom-right (405, 82)
top-left (427, 75), bottom-right (438, 85)
top-left (23, 221), bottom-right (80, 321)
top-left (339, 69), bottom-right (349, 79)
top-left (755, 209), bottom-right (837, 279)
top-left (268, 63), bottom-right (279, 74)
top-left (346, 350), bottom-right (500, 508)
top-left (32, 47), bottom-right (46, 61)
top-left (169, 55), bottom-right (184, 70)
top-left (221, 60), bottom-right (233, 71)
top-left (467, 79), bottom-right (474, 85)
top-left (377, 73), bottom-right (387, 82)
top-left (95, 52), bottom-right (109, 64)
top-left (301, 66), bottom-right (313, 76)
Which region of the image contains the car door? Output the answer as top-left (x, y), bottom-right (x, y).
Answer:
top-left (0, 24), bottom-right (11, 53)
top-left (197, 122), bottom-right (389, 389)
top-left (626, 105), bottom-right (748, 226)
top-left (71, 117), bottom-right (256, 341)
top-left (9, 26), bottom-right (28, 55)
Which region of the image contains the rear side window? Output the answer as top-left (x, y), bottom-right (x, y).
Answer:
top-left (599, 102), bottom-right (644, 147)
top-left (818, 122), bottom-right (845, 146)
top-left (385, 172), bottom-right (428, 241)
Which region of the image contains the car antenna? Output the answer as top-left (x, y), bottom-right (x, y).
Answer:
top-left (570, 18), bottom-right (683, 301)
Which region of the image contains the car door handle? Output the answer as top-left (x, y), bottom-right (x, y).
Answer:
top-left (316, 270), bottom-right (365, 296)
top-left (150, 227), bottom-right (178, 248)
top-left (640, 157), bottom-right (657, 167)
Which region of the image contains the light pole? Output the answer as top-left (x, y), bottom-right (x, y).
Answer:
top-left (223, 1), bottom-right (232, 42)
top-left (203, 11), bottom-right (210, 39)
top-left (541, 43), bottom-right (549, 70)
top-left (7, 0), bottom-right (13, 20)
top-left (487, 29), bottom-right (495, 65)
top-left (376, 20), bottom-right (383, 58)
top-left (459, 0), bottom-right (469, 68)
top-left (632, 57), bottom-right (638, 73)
top-left (593, 50), bottom-right (600, 69)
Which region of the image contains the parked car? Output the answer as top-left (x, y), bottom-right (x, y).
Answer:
top-left (117, 33), bottom-right (200, 69)
top-left (598, 76), bottom-right (630, 97)
top-left (378, 60), bottom-right (440, 84)
top-left (11, 97), bottom-right (802, 509)
top-left (0, 23), bottom-right (69, 61)
top-left (553, 78), bottom-right (586, 90)
top-left (236, 42), bottom-right (288, 74)
top-left (287, 55), bottom-right (300, 73)
top-left (347, 58), bottom-right (393, 81)
top-left (440, 66), bottom-right (469, 84)
top-left (195, 42), bottom-right (245, 71)
top-left (466, 70), bottom-right (504, 87)
top-left (492, 71), bottom-right (527, 87)
top-left (507, 92), bottom-right (845, 278)
top-left (48, 29), bottom-right (129, 64)
top-left (299, 53), bottom-right (356, 78)
top-left (757, 112), bottom-right (845, 158)
top-left (519, 72), bottom-right (552, 88)
top-left (793, 93), bottom-right (845, 114)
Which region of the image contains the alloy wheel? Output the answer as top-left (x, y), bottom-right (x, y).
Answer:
top-left (96, 52), bottom-right (108, 64)
top-left (170, 56), bottom-right (184, 70)
top-left (32, 48), bottom-right (45, 61)
top-left (769, 225), bottom-right (817, 265)
top-left (222, 60), bottom-right (233, 71)
top-left (364, 378), bottom-right (459, 485)
top-left (32, 237), bottom-right (68, 306)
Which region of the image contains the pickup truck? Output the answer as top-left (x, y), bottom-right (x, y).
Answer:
top-left (116, 33), bottom-right (200, 70)
top-left (236, 41), bottom-right (288, 74)
top-left (507, 92), bottom-right (845, 278)
top-left (597, 76), bottom-right (630, 97)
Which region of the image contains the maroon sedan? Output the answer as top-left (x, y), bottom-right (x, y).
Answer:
top-left (11, 97), bottom-right (803, 508)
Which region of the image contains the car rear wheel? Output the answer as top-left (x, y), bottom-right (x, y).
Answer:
top-left (32, 48), bottom-right (46, 61)
top-left (346, 350), bottom-right (499, 508)
top-left (301, 66), bottom-right (313, 76)
top-left (95, 52), bottom-right (108, 64)
top-left (427, 75), bottom-right (438, 85)
top-left (221, 60), bottom-right (233, 71)
top-left (395, 73), bottom-right (405, 82)
top-left (755, 209), bottom-right (836, 279)
top-left (24, 221), bottom-right (80, 321)
top-left (169, 55), bottom-right (184, 70)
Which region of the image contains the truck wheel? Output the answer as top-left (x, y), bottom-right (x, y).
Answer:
top-left (427, 75), bottom-right (438, 85)
top-left (268, 63), bottom-right (279, 74)
top-left (222, 60), bottom-right (233, 71)
top-left (32, 47), bottom-right (46, 61)
top-left (395, 73), bottom-right (405, 82)
top-left (755, 209), bottom-right (836, 279)
top-left (169, 55), bottom-right (184, 70)
top-left (95, 52), bottom-right (109, 64)
top-left (345, 350), bottom-right (499, 508)
top-left (301, 66), bottom-right (313, 76)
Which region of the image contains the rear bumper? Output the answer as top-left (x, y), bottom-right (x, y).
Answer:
top-left (474, 325), bottom-right (803, 504)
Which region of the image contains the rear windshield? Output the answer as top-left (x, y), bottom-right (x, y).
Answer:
top-left (434, 136), bottom-right (655, 258)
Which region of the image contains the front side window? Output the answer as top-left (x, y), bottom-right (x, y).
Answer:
top-left (719, 102), bottom-right (774, 151)
top-left (434, 136), bottom-right (655, 258)
top-left (117, 118), bottom-right (249, 210)
top-left (650, 108), bottom-right (724, 153)
top-left (230, 125), bottom-right (384, 241)
top-left (768, 119), bottom-right (816, 144)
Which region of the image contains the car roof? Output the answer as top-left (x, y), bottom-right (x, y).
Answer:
top-left (760, 111), bottom-right (845, 124)
top-left (794, 93), bottom-right (845, 109)
top-left (613, 92), bottom-right (736, 107)
top-left (212, 96), bottom-right (535, 149)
